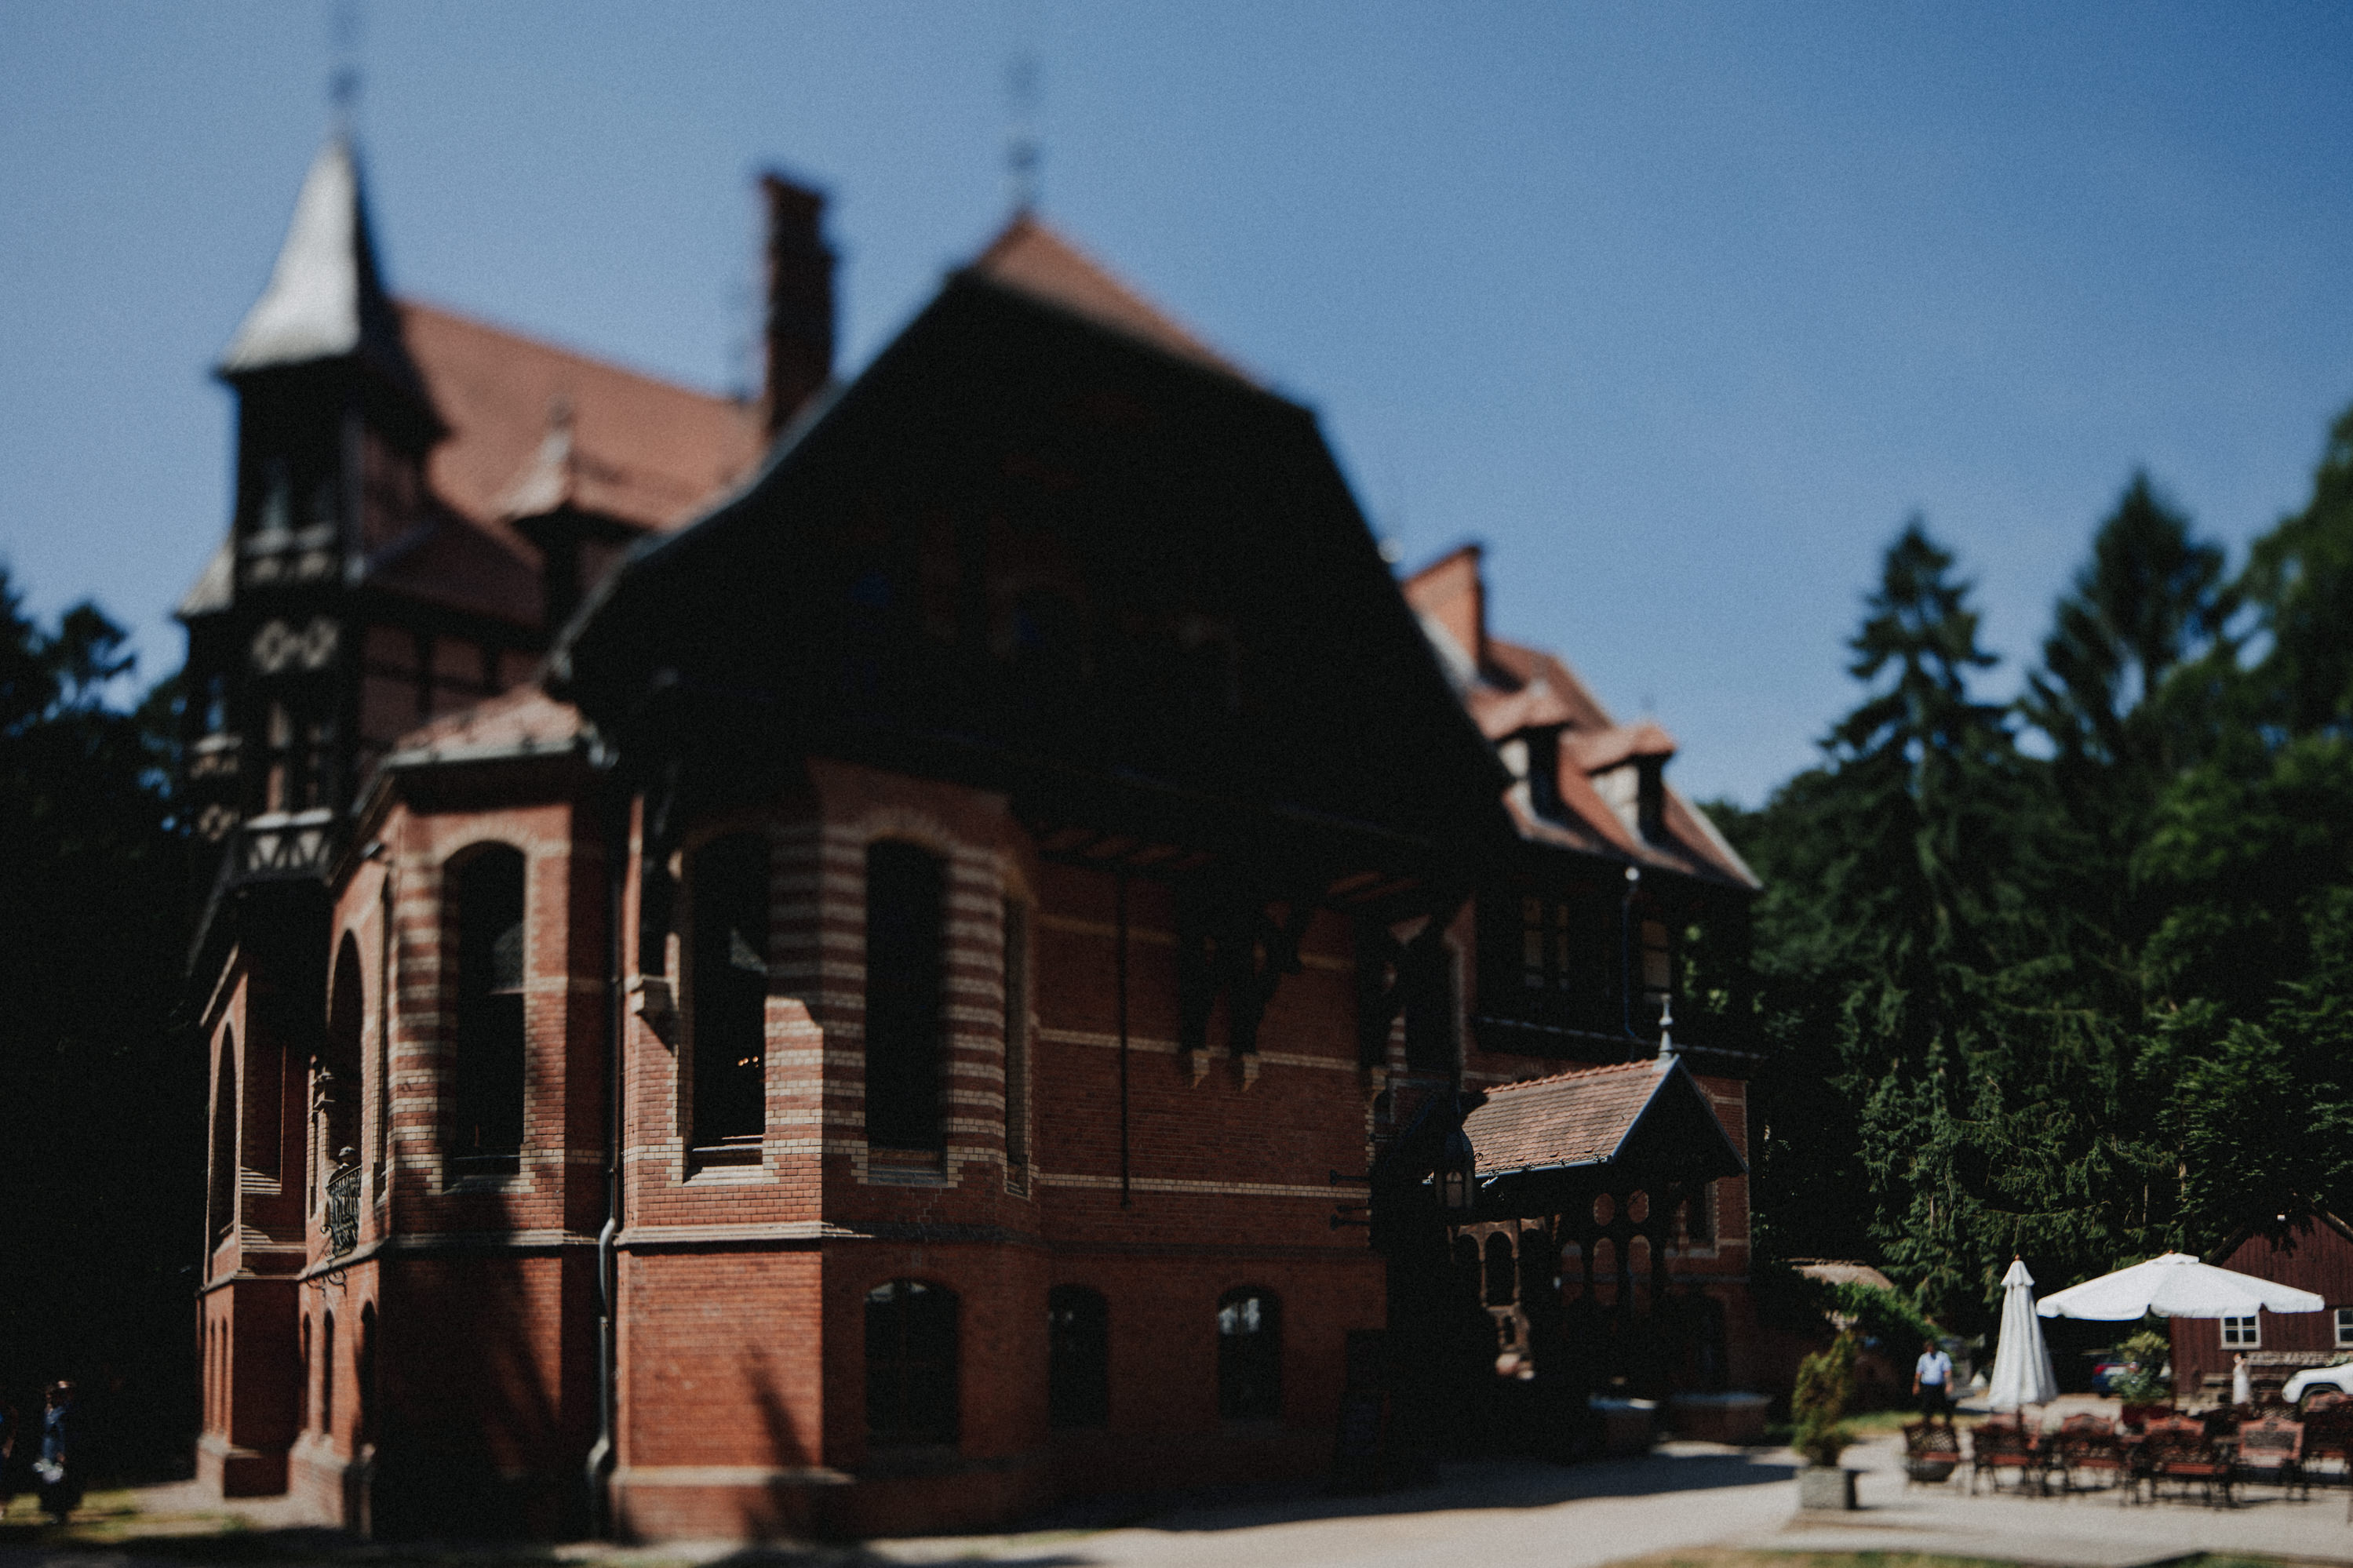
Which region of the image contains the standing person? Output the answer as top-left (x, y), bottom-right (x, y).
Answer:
top-left (1913, 1338), bottom-right (1955, 1424)
top-left (2232, 1352), bottom-right (2253, 1410)
top-left (0, 1394), bottom-right (17, 1520)
top-left (35, 1381), bottom-right (79, 1523)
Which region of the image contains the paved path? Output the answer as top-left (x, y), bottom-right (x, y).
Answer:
top-left (13, 1429), bottom-right (2353, 1568)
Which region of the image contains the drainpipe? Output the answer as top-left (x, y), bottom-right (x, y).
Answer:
top-left (585, 759), bottom-right (628, 1535)
top-left (1620, 864), bottom-right (1641, 1042)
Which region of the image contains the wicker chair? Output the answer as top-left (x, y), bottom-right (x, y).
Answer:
top-left (2050, 1413), bottom-right (2130, 1500)
top-left (2141, 1415), bottom-right (2234, 1508)
top-left (2234, 1413), bottom-right (2306, 1501)
top-left (1970, 1415), bottom-right (2045, 1496)
top-left (1903, 1419), bottom-right (1962, 1486)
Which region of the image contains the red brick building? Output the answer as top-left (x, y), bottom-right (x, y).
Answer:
top-left (188, 133), bottom-right (1765, 1538)
top-left (2170, 1217), bottom-right (2353, 1402)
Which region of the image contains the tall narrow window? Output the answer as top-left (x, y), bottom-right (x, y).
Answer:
top-left (321, 1309), bottom-right (337, 1436)
top-left (300, 1315), bottom-right (314, 1431)
top-left (691, 832), bottom-right (770, 1159)
top-left (866, 1279), bottom-right (959, 1447)
top-left (324, 935), bottom-right (365, 1180)
top-left (865, 842), bottom-right (945, 1151)
top-left (1003, 900), bottom-right (1031, 1188)
top-left (1217, 1287), bottom-right (1282, 1421)
top-left (1048, 1285), bottom-right (1109, 1428)
top-left (1682, 1183), bottom-right (1716, 1246)
top-left (453, 847), bottom-right (526, 1174)
top-left (1402, 939), bottom-right (1455, 1073)
top-left (356, 1304), bottom-right (377, 1447)
top-left (1484, 1233), bottom-right (1517, 1306)
top-left (209, 1037), bottom-right (238, 1243)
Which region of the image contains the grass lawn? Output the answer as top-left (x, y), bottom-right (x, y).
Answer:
top-left (1608, 1554), bottom-right (2289, 1568)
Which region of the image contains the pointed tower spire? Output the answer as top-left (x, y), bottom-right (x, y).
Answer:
top-left (217, 133), bottom-right (430, 411)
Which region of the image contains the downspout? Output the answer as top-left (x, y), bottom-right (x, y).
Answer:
top-left (1116, 871), bottom-right (1131, 1210)
top-left (585, 760), bottom-right (628, 1534)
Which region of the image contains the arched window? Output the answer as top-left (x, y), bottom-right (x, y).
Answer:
top-left (690, 832), bottom-right (770, 1159)
top-left (1217, 1287), bottom-right (1281, 1421)
top-left (452, 846), bottom-right (526, 1174)
top-left (321, 1309), bottom-right (337, 1436)
top-left (356, 1304), bottom-right (377, 1446)
top-left (865, 1279), bottom-right (958, 1448)
top-left (209, 1035), bottom-right (238, 1243)
top-left (322, 935), bottom-right (365, 1191)
top-left (1484, 1232), bottom-right (1517, 1306)
top-left (1682, 1182), bottom-right (1716, 1247)
top-left (864, 842), bottom-right (945, 1151)
top-left (1047, 1285), bottom-right (1109, 1428)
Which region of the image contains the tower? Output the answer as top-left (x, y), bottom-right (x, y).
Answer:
top-left (180, 131), bottom-right (442, 892)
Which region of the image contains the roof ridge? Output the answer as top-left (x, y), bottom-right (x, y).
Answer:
top-left (1484, 1058), bottom-right (1663, 1093)
top-left (965, 213), bottom-right (1250, 381)
top-left (396, 297), bottom-right (742, 410)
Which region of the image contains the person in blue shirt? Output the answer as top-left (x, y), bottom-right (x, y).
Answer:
top-left (1913, 1340), bottom-right (1955, 1424)
top-left (36, 1381), bottom-right (80, 1523)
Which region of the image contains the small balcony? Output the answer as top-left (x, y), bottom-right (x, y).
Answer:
top-left (325, 1162), bottom-right (361, 1259)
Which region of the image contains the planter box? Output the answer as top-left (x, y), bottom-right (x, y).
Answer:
top-left (1666, 1392), bottom-right (1770, 1444)
top-left (1589, 1397), bottom-right (1656, 1456)
top-left (1798, 1464), bottom-right (1858, 1511)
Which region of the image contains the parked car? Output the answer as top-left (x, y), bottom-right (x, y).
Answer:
top-left (2088, 1355), bottom-right (2132, 1395)
top-left (2282, 1363), bottom-right (2353, 1406)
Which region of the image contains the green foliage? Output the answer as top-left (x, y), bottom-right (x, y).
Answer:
top-left (2108, 1328), bottom-right (2174, 1403)
top-left (1750, 1257), bottom-right (1943, 1356)
top-left (1792, 1332), bottom-right (1860, 1466)
top-left (0, 566), bottom-right (197, 1475)
top-left (1737, 401), bottom-right (2353, 1334)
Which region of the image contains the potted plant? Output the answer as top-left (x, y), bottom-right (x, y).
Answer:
top-left (1793, 1331), bottom-right (1860, 1510)
top-left (2110, 1328), bottom-right (2175, 1430)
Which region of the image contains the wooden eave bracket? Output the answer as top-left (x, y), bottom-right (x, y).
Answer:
top-left (628, 974), bottom-right (676, 1043)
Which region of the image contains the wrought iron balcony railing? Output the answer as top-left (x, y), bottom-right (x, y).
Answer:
top-left (326, 1162), bottom-right (362, 1258)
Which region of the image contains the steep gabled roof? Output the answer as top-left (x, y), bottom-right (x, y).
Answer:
top-left (1463, 1057), bottom-right (1746, 1183)
top-left (217, 133), bottom-right (429, 409)
top-left (557, 223), bottom-right (1511, 881)
top-left (967, 214), bottom-right (1250, 383)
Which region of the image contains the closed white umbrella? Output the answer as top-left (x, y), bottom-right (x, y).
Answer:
top-left (1987, 1257), bottom-right (2060, 1410)
top-left (2036, 1251), bottom-right (2325, 1320)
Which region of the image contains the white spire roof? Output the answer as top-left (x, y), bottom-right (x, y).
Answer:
top-left (217, 133), bottom-right (425, 398)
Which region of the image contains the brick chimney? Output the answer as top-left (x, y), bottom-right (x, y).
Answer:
top-left (759, 172), bottom-right (836, 435)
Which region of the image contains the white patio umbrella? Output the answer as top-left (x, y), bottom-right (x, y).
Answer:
top-left (2035, 1251), bottom-right (2325, 1320)
top-left (1987, 1257), bottom-right (2060, 1410)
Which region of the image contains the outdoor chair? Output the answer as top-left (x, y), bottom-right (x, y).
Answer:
top-left (2233, 1413), bottom-right (2307, 1501)
top-left (2049, 1413), bottom-right (2130, 1499)
top-left (1969, 1415), bottom-right (2045, 1496)
top-left (1903, 1420), bottom-right (1961, 1486)
top-left (2297, 1400), bottom-right (2353, 1486)
top-left (2140, 1415), bottom-right (2234, 1508)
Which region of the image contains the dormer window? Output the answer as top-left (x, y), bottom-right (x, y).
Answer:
top-left (1505, 726), bottom-right (1565, 820)
top-left (1592, 757), bottom-right (1668, 843)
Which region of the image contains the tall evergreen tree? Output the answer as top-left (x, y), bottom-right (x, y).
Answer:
top-left (0, 567), bottom-right (199, 1475)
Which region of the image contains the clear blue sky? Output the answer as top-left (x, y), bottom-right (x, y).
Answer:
top-left (4, 2), bottom-right (2350, 804)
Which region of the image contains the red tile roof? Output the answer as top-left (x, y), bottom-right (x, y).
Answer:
top-left (401, 300), bottom-right (763, 539)
top-left (967, 214), bottom-right (1251, 382)
top-left (1401, 551), bottom-right (1759, 889)
top-left (1463, 1060), bottom-right (1667, 1177)
top-left (388, 683), bottom-right (585, 763)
